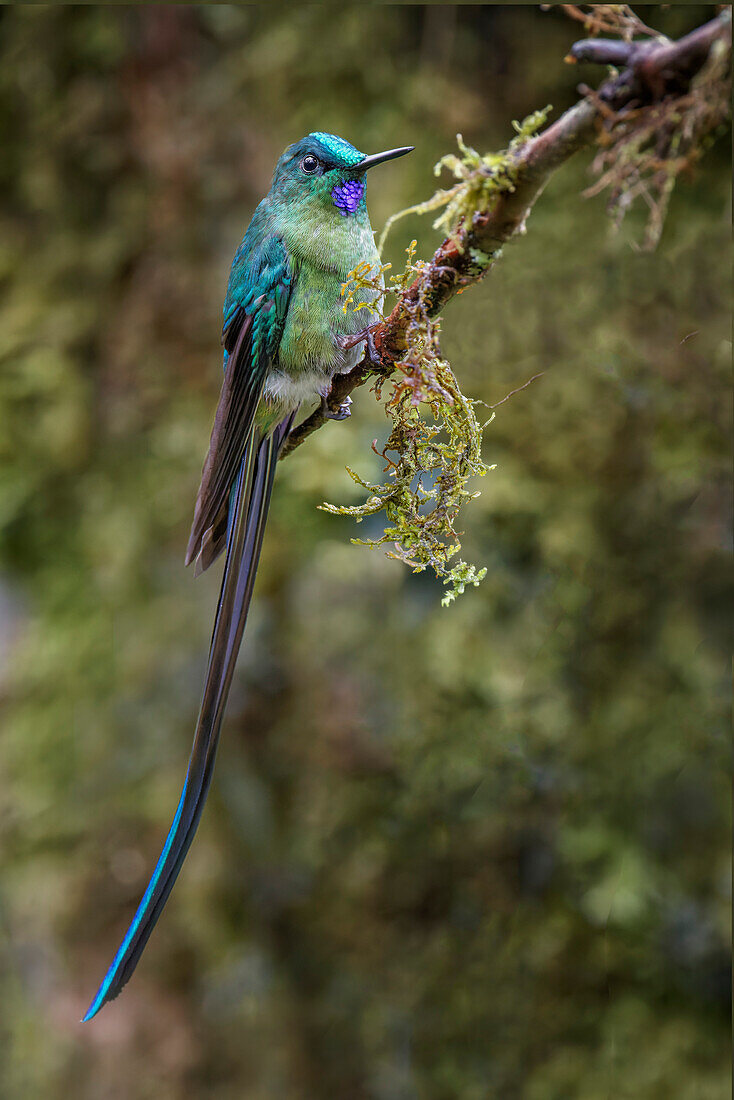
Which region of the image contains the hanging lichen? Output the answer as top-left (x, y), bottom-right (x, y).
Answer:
top-left (324, 115), bottom-right (563, 604)
top-left (321, 243), bottom-right (489, 606)
top-left (583, 32), bottom-right (731, 249)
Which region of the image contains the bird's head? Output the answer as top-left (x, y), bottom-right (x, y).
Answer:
top-left (271, 132), bottom-right (413, 218)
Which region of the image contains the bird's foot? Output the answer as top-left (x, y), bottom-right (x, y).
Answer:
top-left (362, 325), bottom-right (381, 369)
top-left (336, 324), bottom-right (382, 368)
top-left (320, 393), bottom-right (352, 421)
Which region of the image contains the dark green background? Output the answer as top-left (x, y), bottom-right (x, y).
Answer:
top-left (0, 6), bottom-right (729, 1098)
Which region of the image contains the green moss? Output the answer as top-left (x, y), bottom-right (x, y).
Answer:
top-left (323, 244), bottom-right (488, 603)
top-left (378, 109), bottom-right (552, 255)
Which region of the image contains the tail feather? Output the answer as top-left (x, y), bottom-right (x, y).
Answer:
top-left (83, 415), bottom-right (293, 1021)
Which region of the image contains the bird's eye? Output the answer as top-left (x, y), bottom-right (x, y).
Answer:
top-left (301, 155), bottom-right (320, 174)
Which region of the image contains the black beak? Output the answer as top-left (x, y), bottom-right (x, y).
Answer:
top-left (359, 146), bottom-right (414, 171)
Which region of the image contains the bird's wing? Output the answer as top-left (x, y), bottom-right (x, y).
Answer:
top-left (185, 237), bottom-right (293, 572)
top-left (83, 239), bottom-right (294, 1022)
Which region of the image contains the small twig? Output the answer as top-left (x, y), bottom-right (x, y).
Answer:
top-left (570, 39), bottom-right (635, 66)
top-left (553, 4), bottom-right (659, 40)
top-left (487, 372), bottom-right (545, 410)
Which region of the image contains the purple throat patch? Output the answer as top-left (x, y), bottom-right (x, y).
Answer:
top-left (331, 178), bottom-right (365, 216)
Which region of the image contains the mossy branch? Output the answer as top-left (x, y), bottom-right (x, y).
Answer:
top-left (279, 8), bottom-right (730, 598)
top-left (281, 8), bottom-right (730, 463)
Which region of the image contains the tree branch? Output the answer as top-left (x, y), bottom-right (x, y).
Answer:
top-left (280, 9), bottom-right (731, 460)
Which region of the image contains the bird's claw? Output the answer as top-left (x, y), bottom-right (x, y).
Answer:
top-left (336, 325), bottom-right (382, 368)
top-left (363, 325), bottom-right (381, 368)
top-left (321, 394), bottom-right (352, 421)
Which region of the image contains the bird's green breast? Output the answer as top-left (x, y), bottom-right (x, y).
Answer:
top-left (278, 263), bottom-right (360, 374)
top-left (276, 204), bottom-right (379, 377)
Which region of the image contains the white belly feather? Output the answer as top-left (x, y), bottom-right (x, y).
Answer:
top-left (263, 329), bottom-right (367, 409)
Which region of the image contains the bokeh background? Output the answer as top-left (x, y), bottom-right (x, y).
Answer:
top-left (0, 5), bottom-right (730, 1098)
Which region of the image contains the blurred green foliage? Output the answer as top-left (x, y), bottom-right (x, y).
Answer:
top-left (0, 6), bottom-right (729, 1099)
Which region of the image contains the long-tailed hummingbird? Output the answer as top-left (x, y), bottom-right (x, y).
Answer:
top-left (83, 132), bottom-right (413, 1020)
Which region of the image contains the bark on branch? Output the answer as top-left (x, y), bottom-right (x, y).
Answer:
top-left (280, 9), bottom-right (731, 460)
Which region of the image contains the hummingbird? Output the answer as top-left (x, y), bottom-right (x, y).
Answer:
top-left (83, 133), bottom-right (413, 1020)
